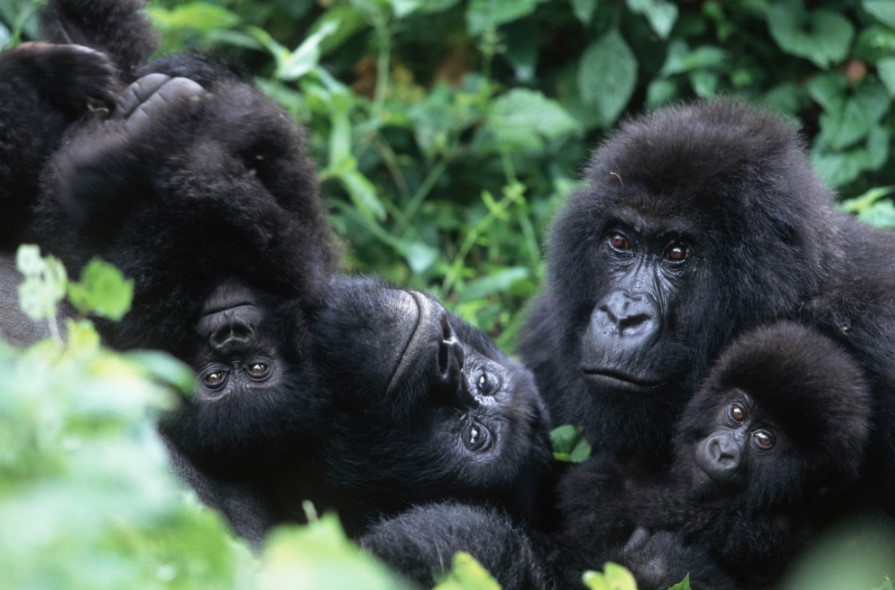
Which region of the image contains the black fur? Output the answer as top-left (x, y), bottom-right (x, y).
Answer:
top-left (553, 322), bottom-right (871, 589)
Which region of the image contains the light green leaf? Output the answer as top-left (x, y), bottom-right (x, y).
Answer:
top-left (483, 88), bottom-right (579, 151)
top-left (583, 563), bottom-right (638, 590)
top-left (466, 0), bottom-right (545, 36)
top-left (864, 0), bottom-right (895, 29)
top-left (125, 350), bottom-right (196, 396)
top-left (433, 551), bottom-right (502, 590)
top-left (767, 0), bottom-right (854, 68)
top-left (337, 167), bottom-right (387, 222)
top-left (66, 258), bottom-right (133, 321)
top-left (627, 0), bottom-right (678, 39)
top-left (147, 2), bottom-right (239, 33)
top-left (276, 20), bottom-right (338, 81)
top-left (668, 573), bottom-right (693, 590)
top-left (16, 245), bottom-right (67, 323)
top-left (550, 424), bottom-right (592, 463)
top-left (578, 30), bottom-right (638, 126)
top-left (806, 72), bottom-right (847, 113)
top-left (660, 42), bottom-right (727, 76)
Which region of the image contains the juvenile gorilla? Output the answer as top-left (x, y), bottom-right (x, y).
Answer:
top-left (554, 322), bottom-right (871, 589)
top-left (518, 99), bottom-right (895, 512)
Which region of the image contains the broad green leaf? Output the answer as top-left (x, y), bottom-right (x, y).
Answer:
top-left (338, 167), bottom-right (387, 222)
top-left (276, 20), bottom-right (338, 81)
top-left (466, 0), bottom-right (545, 36)
top-left (767, 0), bottom-right (854, 68)
top-left (258, 514), bottom-right (414, 590)
top-left (578, 30), bottom-right (638, 126)
top-left (433, 551), bottom-right (501, 590)
top-left (66, 258), bottom-right (133, 321)
top-left (864, 0), bottom-right (895, 29)
top-left (582, 563), bottom-right (638, 590)
top-left (813, 127), bottom-right (890, 187)
top-left (817, 81), bottom-right (889, 150)
top-left (627, 0), bottom-right (678, 39)
top-left (457, 267), bottom-right (530, 303)
top-left (645, 78), bottom-right (679, 108)
top-left (806, 72), bottom-right (847, 113)
top-left (878, 58), bottom-right (895, 97)
top-left (660, 41), bottom-right (727, 76)
top-left (147, 2), bottom-right (239, 33)
top-left (550, 424), bottom-right (592, 463)
top-left (482, 88), bottom-right (579, 151)
top-left (571, 0), bottom-right (598, 24)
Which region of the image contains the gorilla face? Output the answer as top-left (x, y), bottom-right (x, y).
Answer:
top-left (312, 277), bottom-right (552, 533)
top-left (518, 99), bottom-right (842, 456)
top-left (159, 282), bottom-right (326, 476)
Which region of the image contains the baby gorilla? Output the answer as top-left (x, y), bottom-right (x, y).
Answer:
top-left (554, 322), bottom-right (871, 589)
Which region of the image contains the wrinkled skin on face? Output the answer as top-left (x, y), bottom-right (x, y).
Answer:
top-left (309, 276), bottom-right (554, 535)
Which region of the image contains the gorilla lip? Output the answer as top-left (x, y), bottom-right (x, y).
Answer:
top-left (580, 368), bottom-right (664, 392)
top-left (384, 291), bottom-right (434, 396)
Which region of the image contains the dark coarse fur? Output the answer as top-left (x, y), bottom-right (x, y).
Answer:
top-left (518, 99), bottom-right (841, 461)
top-left (553, 322), bottom-right (871, 589)
top-left (360, 502), bottom-right (553, 590)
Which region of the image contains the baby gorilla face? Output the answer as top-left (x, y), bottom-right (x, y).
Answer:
top-left (311, 276), bottom-right (552, 531)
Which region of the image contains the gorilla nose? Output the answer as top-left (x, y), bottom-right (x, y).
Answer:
top-left (209, 315), bottom-right (255, 355)
top-left (591, 290), bottom-right (660, 348)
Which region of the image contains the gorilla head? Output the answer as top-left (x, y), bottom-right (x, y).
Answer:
top-left (518, 99), bottom-right (842, 457)
top-left (675, 322), bottom-right (870, 509)
top-left (310, 277), bottom-right (553, 535)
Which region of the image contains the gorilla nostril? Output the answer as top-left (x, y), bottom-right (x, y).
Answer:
top-left (209, 321), bottom-right (254, 354)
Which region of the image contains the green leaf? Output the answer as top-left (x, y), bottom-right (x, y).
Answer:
top-left (817, 81), bottom-right (890, 150)
top-left (66, 258), bottom-right (133, 321)
top-left (147, 2), bottom-right (239, 33)
top-left (466, 0), bottom-right (546, 36)
top-left (571, 0), bottom-right (597, 24)
top-left (125, 350), bottom-right (196, 396)
top-left (337, 167), bottom-right (387, 222)
top-left (582, 563), bottom-right (638, 590)
top-left (482, 88), bottom-right (579, 151)
top-left (433, 551), bottom-right (502, 590)
top-left (578, 30), bottom-right (638, 126)
top-left (457, 267), bottom-right (530, 303)
top-left (627, 0), bottom-right (678, 39)
top-left (276, 20), bottom-right (338, 81)
top-left (668, 573), bottom-right (693, 590)
top-left (878, 58), bottom-right (895, 97)
top-left (16, 245), bottom-right (67, 323)
top-left (813, 126), bottom-right (890, 187)
top-left (550, 424), bottom-right (592, 463)
top-left (660, 41), bottom-right (727, 76)
top-left (767, 0), bottom-right (854, 68)
top-left (806, 72), bottom-right (847, 113)
top-left (864, 0), bottom-right (895, 29)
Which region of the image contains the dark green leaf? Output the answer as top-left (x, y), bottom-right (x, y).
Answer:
top-left (571, 0), bottom-right (597, 24)
top-left (466, 0), bottom-right (545, 35)
top-left (627, 0), bottom-right (678, 39)
top-left (864, 0), bottom-right (895, 29)
top-left (767, 0), bottom-right (854, 68)
top-left (578, 30), bottom-right (638, 126)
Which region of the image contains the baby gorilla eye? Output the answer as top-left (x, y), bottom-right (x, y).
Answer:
top-left (461, 420), bottom-right (492, 452)
top-left (607, 231), bottom-right (632, 252)
top-left (728, 402), bottom-right (746, 423)
top-left (665, 240), bottom-right (688, 263)
top-left (246, 361), bottom-right (271, 380)
top-left (752, 429), bottom-right (775, 449)
top-left (475, 370), bottom-right (500, 396)
top-left (203, 370), bottom-right (228, 389)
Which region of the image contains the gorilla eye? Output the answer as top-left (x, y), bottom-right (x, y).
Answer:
top-left (752, 430), bottom-right (775, 450)
top-left (246, 362), bottom-right (271, 380)
top-left (462, 420), bottom-right (492, 452)
top-left (665, 241), bottom-right (688, 263)
top-left (607, 231), bottom-right (632, 252)
top-left (203, 370), bottom-right (228, 390)
top-left (728, 403), bottom-right (746, 423)
top-left (475, 370), bottom-right (500, 396)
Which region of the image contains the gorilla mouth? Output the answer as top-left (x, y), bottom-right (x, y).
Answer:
top-left (581, 368), bottom-right (664, 391)
top-left (385, 291), bottom-right (436, 396)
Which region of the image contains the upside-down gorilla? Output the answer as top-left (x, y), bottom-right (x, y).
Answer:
top-left (519, 99), bottom-right (895, 512)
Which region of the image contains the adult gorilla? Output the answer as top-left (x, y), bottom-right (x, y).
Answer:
top-left (518, 99), bottom-right (895, 510)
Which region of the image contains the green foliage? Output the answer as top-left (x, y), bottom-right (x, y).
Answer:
top-left (582, 562), bottom-right (638, 590)
top-left (667, 574), bottom-right (692, 590)
top-left (550, 424), bottom-right (592, 464)
top-left (433, 551), bottom-right (502, 590)
top-left (113, 0), bottom-right (895, 343)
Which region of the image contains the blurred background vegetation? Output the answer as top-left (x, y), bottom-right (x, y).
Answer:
top-left (3, 1), bottom-right (895, 588)
top-left (5, 0), bottom-right (895, 345)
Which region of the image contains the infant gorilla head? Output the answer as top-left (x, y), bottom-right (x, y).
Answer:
top-left (309, 276), bottom-right (553, 534)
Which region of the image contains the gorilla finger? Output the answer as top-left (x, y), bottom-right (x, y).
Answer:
top-left (114, 73), bottom-right (171, 119)
top-left (123, 77), bottom-right (206, 132)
